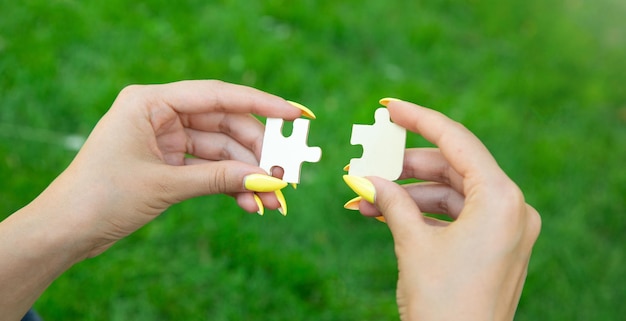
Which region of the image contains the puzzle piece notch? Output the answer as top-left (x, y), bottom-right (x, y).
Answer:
top-left (259, 118), bottom-right (322, 184)
top-left (348, 108), bottom-right (406, 180)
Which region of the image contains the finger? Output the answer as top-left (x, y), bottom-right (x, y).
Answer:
top-left (367, 176), bottom-right (426, 241)
top-left (185, 113), bottom-right (266, 158)
top-left (186, 129), bottom-right (258, 165)
top-left (404, 182), bottom-right (465, 217)
top-left (186, 158), bottom-right (283, 212)
top-left (177, 159), bottom-right (284, 210)
top-left (359, 182), bottom-right (465, 219)
top-left (236, 192), bottom-right (261, 214)
top-left (147, 80), bottom-right (303, 119)
top-left (252, 192), bottom-right (282, 210)
top-left (234, 192), bottom-right (281, 214)
top-left (386, 100), bottom-right (504, 187)
top-left (160, 160), bottom-right (269, 203)
top-left (253, 166), bottom-right (285, 211)
top-left (400, 148), bottom-right (465, 193)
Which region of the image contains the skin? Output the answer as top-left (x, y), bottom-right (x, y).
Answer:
top-left (356, 100), bottom-right (542, 320)
top-left (0, 82), bottom-right (540, 320)
top-left (0, 80), bottom-right (301, 320)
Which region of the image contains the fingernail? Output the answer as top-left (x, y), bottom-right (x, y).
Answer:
top-left (379, 97), bottom-right (402, 106)
top-left (275, 189), bottom-right (287, 216)
top-left (375, 216), bottom-right (387, 223)
top-left (287, 101), bottom-right (317, 119)
top-left (342, 175), bottom-right (376, 204)
top-left (343, 196), bottom-right (362, 210)
top-left (291, 183), bottom-right (298, 190)
top-left (253, 194), bottom-right (264, 215)
top-left (343, 164), bottom-right (350, 171)
top-left (244, 174), bottom-right (288, 192)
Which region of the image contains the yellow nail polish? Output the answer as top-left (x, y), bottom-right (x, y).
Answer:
top-left (375, 216), bottom-right (387, 223)
top-left (343, 196), bottom-right (362, 210)
top-left (244, 174), bottom-right (288, 192)
top-left (379, 97), bottom-right (402, 106)
top-left (291, 183), bottom-right (298, 190)
top-left (253, 194), bottom-right (264, 216)
top-left (342, 175), bottom-right (376, 203)
top-left (343, 164), bottom-right (350, 171)
top-left (275, 189), bottom-right (287, 216)
top-left (287, 101), bottom-right (317, 119)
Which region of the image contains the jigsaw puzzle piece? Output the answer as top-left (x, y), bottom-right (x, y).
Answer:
top-left (348, 108), bottom-right (406, 180)
top-left (259, 118), bottom-right (322, 184)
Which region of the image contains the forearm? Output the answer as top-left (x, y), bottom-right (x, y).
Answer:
top-left (0, 175), bottom-right (93, 320)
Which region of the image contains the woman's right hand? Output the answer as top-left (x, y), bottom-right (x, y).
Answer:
top-left (344, 99), bottom-right (541, 320)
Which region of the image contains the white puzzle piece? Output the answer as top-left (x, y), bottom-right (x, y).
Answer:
top-left (259, 118), bottom-right (322, 184)
top-left (348, 108), bottom-right (406, 180)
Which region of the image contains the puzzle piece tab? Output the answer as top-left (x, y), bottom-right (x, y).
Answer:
top-left (348, 108), bottom-right (406, 180)
top-left (259, 118), bottom-right (322, 184)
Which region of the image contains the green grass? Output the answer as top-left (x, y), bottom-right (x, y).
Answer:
top-left (1, 0), bottom-right (625, 319)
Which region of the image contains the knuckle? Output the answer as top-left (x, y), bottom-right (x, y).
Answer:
top-left (208, 166), bottom-right (229, 192)
top-left (438, 188), bottom-right (451, 213)
top-left (219, 143), bottom-right (232, 160)
top-left (118, 84), bottom-right (144, 98)
top-left (437, 162), bottom-right (453, 186)
top-left (112, 84), bottom-right (155, 112)
top-left (250, 138), bottom-right (263, 160)
top-left (148, 172), bottom-right (180, 205)
top-left (526, 205), bottom-right (542, 240)
top-left (489, 176), bottom-right (526, 209)
top-left (217, 114), bottom-right (233, 136)
top-left (377, 186), bottom-right (401, 211)
top-left (205, 80), bottom-right (227, 112)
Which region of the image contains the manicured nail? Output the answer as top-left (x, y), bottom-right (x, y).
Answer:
top-left (379, 97), bottom-right (402, 106)
top-left (253, 194), bottom-right (264, 216)
top-left (244, 174), bottom-right (288, 192)
top-left (343, 196), bottom-right (362, 210)
top-left (291, 183), bottom-right (298, 190)
top-left (342, 175), bottom-right (376, 204)
top-left (275, 189), bottom-right (287, 216)
top-left (343, 164), bottom-right (350, 171)
top-left (375, 216), bottom-right (387, 223)
top-left (287, 101), bottom-right (316, 119)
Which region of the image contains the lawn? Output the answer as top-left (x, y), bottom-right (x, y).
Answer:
top-left (1, 0), bottom-right (625, 319)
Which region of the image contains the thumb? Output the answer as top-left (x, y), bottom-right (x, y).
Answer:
top-left (161, 160), bottom-right (277, 203)
top-left (368, 176), bottom-right (427, 241)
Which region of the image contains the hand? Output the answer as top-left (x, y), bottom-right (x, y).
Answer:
top-left (0, 80), bottom-right (313, 319)
top-left (343, 99), bottom-right (541, 320)
top-left (41, 80), bottom-right (309, 257)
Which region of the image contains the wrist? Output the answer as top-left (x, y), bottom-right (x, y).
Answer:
top-left (13, 188), bottom-right (94, 268)
top-left (20, 168), bottom-right (109, 265)
top-left (400, 283), bottom-right (504, 321)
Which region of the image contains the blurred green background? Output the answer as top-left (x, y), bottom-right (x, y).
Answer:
top-left (1, 0), bottom-right (625, 319)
